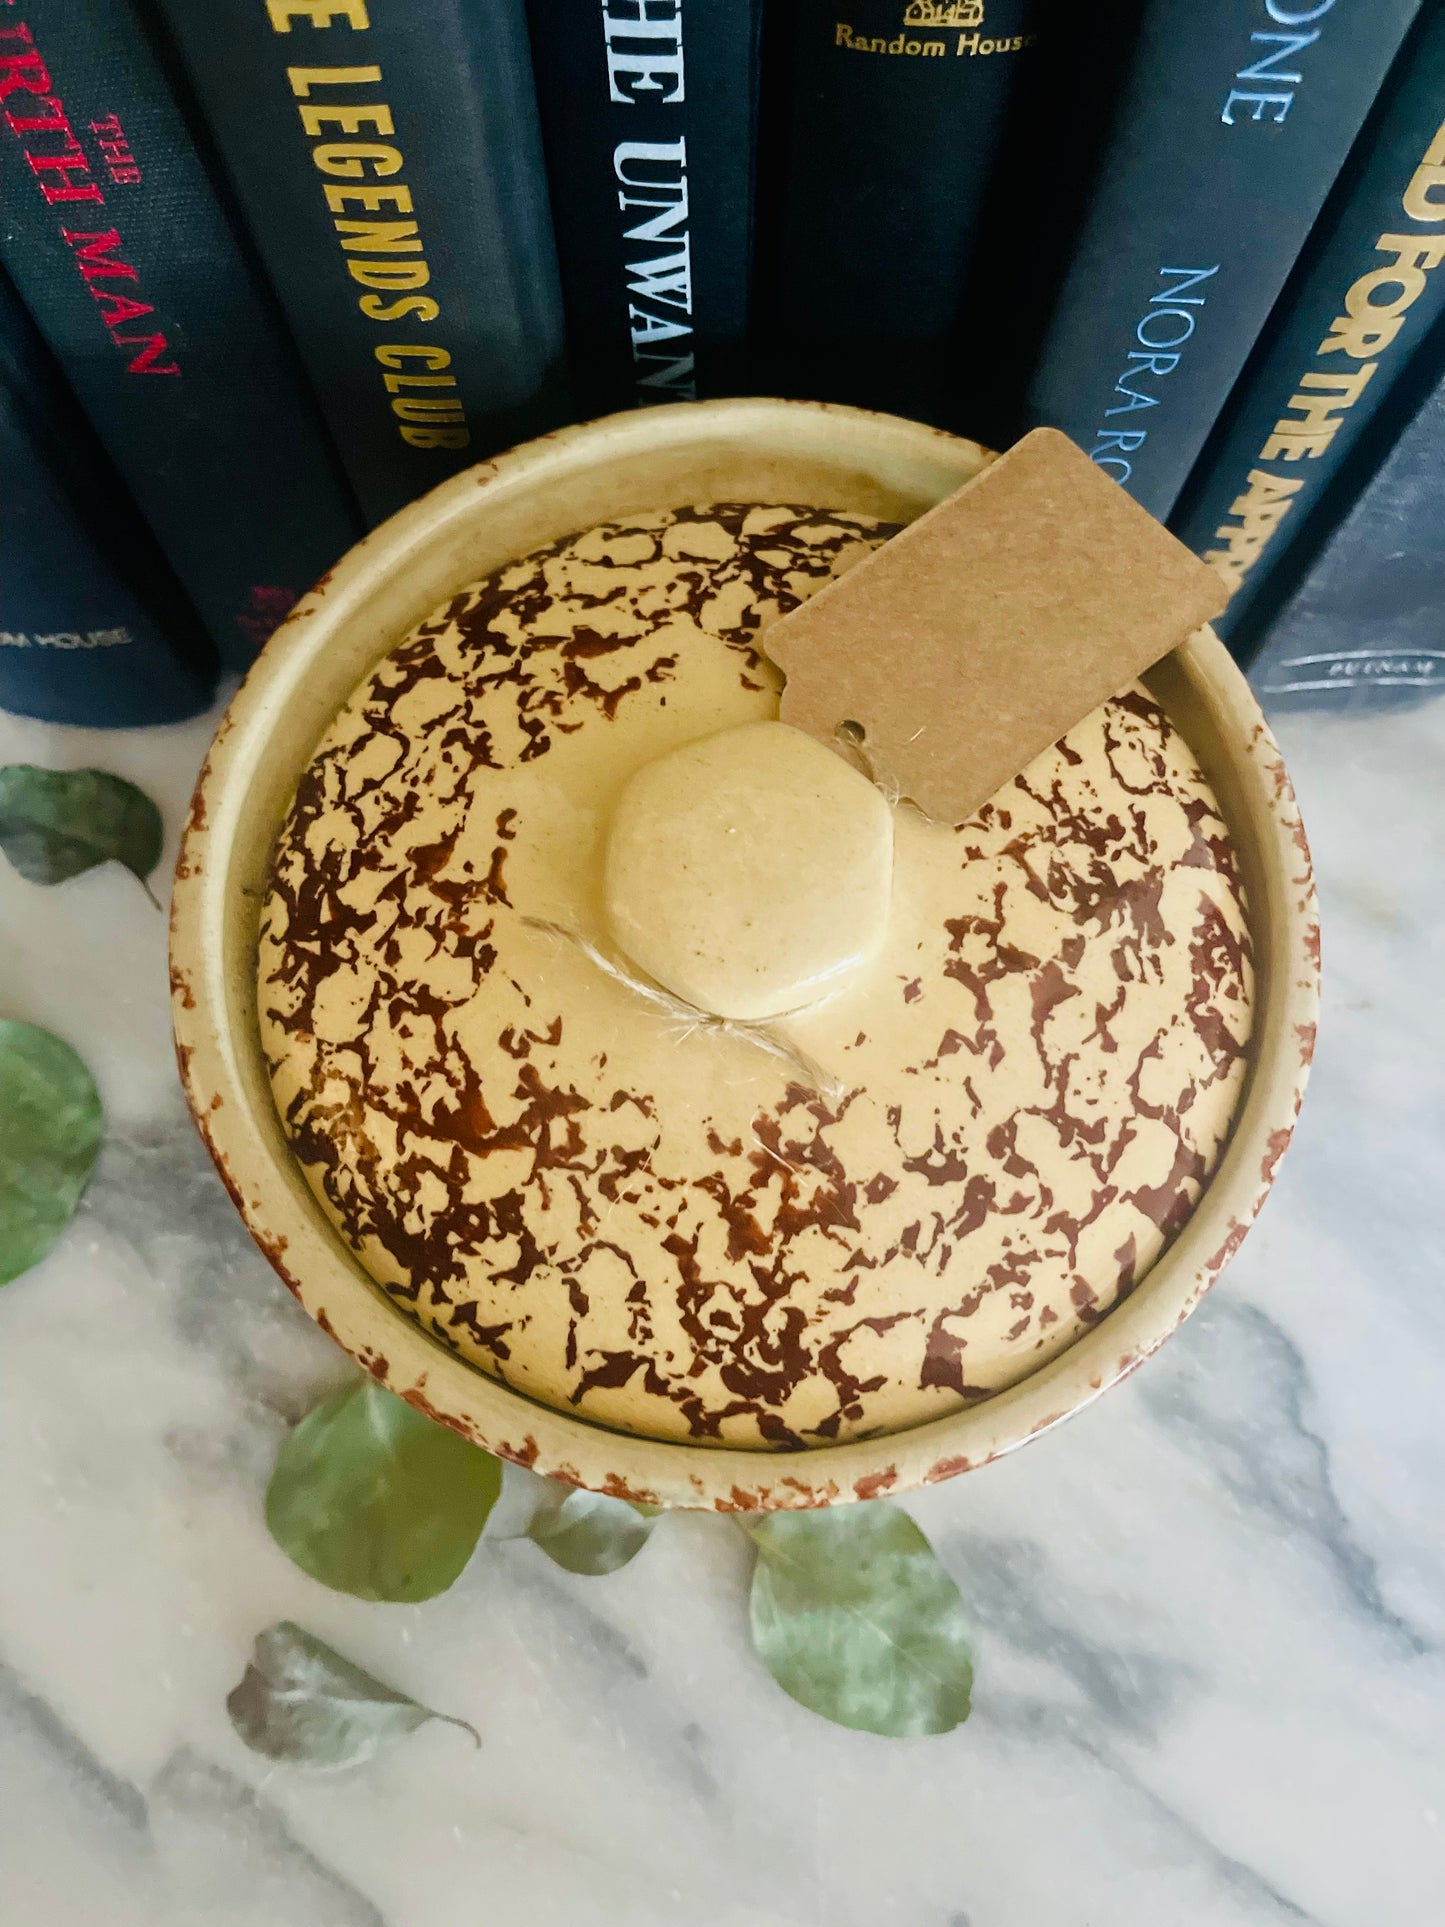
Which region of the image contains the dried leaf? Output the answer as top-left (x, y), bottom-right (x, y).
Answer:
top-left (748, 1502), bottom-right (973, 1737)
top-left (266, 1378), bottom-right (501, 1602)
top-left (0, 765), bottom-right (163, 896)
top-left (227, 1621), bottom-right (477, 1771)
top-left (0, 1020), bottom-right (103, 1284)
top-left (526, 1486), bottom-right (659, 1575)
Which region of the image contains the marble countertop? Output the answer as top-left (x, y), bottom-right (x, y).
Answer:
top-left (1, 686), bottom-right (1442, 1927)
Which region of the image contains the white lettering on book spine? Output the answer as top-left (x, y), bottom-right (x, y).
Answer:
top-left (1266, 648), bottom-right (1445, 693)
top-left (1085, 0), bottom-right (1344, 483)
top-left (604, 1), bottom-right (695, 400)
top-left (604, 0), bottom-right (685, 104)
top-left (1222, 0), bottom-right (1338, 125)
top-left (1087, 266), bottom-right (1219, 483)
top-left (0, 628), bottom-right (131, 649)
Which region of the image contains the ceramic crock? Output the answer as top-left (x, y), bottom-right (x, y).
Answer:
top-left (169, 399), bottom-right (1320, 1511)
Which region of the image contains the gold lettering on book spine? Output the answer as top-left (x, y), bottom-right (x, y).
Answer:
top-left (903, 0), bottom-right (982, 25)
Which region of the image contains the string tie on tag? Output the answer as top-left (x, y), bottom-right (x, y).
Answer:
top-left (523, 918), bottom-right (849, 1107)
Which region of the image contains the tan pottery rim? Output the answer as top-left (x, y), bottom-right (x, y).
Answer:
top-left (169, 398), bottom-right (1320, 1511)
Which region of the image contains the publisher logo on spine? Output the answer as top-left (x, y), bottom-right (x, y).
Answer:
top-left (903, 1), bottom-right (983, 25)
top-left (1264, 649), bottom-right (1445, 696)
top-left (836, 2), bottom-right (1034, 59)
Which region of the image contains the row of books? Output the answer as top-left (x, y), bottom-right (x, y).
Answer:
top-left (3, 0), bottom-right (1444, 730)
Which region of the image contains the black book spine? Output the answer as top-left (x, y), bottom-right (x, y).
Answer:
top-left (947, 0), bottom-right (1153, 452)
top-left (152, 0), bottom-right (569, 526)
top-left (756, 0), bottom-right (1045, 426)
top-left (0, 1), bottom-right (362, 673)
top-left (1235, 336), bottom-right (1445, 712)
top-left (1171, 7), bottom-right (1445, 643)
top-left (1025, 0), bottom-right (1425, 520)
top-left (525, 0), bottom-right (760, 416)
top-left (0, 268), bottom-right (214, 728)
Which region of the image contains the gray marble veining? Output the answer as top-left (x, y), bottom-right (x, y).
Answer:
top-left (1, 691), bottom-right (1442, 1927)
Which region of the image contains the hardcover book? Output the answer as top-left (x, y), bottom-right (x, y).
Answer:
top-left (756, 0), bottom-right (1045, 425)
top-left (0, 0), bottom-right (361, 673)
top-left (1024, 0), bottom-right (1425, 520)
top-left (1172, 7), bottom-right (1445, 643)
top-left (525, 0), bottom-right (760, 415)
top-left (153, 0), bottom-right (568, 525)
top-left (946, 0), bottom-right (1153, 451)
top-left (1234, 336), bottom-right (1445, 712)
top-left (0, 268), bottom-right (214, 728)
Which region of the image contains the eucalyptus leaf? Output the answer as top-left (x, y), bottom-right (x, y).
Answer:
top-left (266, 1379), bottom-right (501, 1602)
top-left (748, 1502), bottom-right (973, 1737)
top-left (526, 1486), bottom-right (659, 1576)
top-left (0, 765), bottom-right (163, 897)
top-left (227, 1621), bottom-right (478, 1771)
top-left (0, 1021), bottom-right (103, 1285)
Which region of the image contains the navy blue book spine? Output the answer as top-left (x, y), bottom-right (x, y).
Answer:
top-left (0, 269), bottom-right (214, 728)
top-left (756, 0), bottom-right (1044, 426)
top-left (0, 1), bottom-right (362, 674)
top-left (1024, 0), bottom-right (1424, 520)
top-left (1171, 8), bottom-right (1445, 643)
top-left (153, 0), bottom-right (568, 526)
top-left (524, 0), bottom-right (760, 415)
top-left (1234, 340), bottom-right (1445, 712)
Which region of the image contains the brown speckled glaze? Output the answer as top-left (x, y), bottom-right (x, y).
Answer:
top-left (169, 400), bottom-right (1317, 1508)
top-left (257, 502), bottom-right (1253, 1450)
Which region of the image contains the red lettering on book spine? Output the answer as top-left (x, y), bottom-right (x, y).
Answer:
top-left (0, 17), bottom-right (182, 377)
top-left (116, 332), bottom-right (180, 376)
top-left (0, 22), bottom-right (103, 202)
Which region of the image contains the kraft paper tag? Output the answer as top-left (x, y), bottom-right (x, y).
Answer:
top-left (763, 428), bottom-right (1229, 825)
